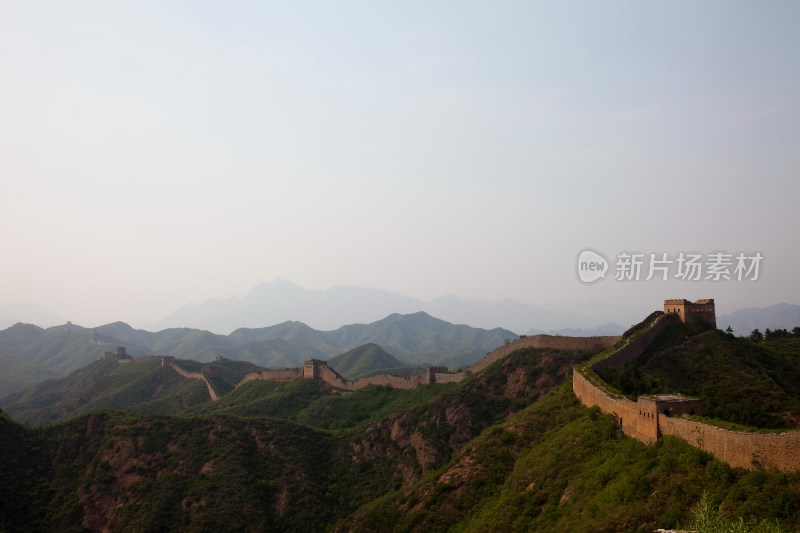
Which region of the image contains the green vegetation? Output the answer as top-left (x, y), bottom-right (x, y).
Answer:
top-left (0, 323), bottom-right (113, 397)
top-left (0, 313), bottom-right (516, 400)
top-left (186, 379), bottom-right (328, 419)
top-left (686, 493), bottom-right (787, 533)
top-left (599, 324), bottom-right (800, 429)
top-left (0, 357), bottom-right (211, 425)
top-left (0, 345), bottom-right (600, 531)
top-left (201, 359), bottom-right (261, 395)
top-left (622, 310), bottom-right (664, 339)
top-left (1, 353), bottom-right (451, 428)
top-left (327, 343), bottom-right (410, 378)
top-left (342, 384), bottom-right (800, 533)
top-left (32, 412), bottom-right (345, 532)
top-left (295, 383), bottom-right (459, 429)
top-left (2, 326), bottom-right (800, 532)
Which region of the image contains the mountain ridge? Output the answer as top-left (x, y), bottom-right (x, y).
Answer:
top-left (0, 312), bottom-right (516, 397)
top-left (327, 343), bottom-right (410, 379)
top-left (150, 279), bottom-right (621, 334)
top-left (718, 303), bottom-right (800, 335)
top-left (2, 330), bottom-right (799, 531)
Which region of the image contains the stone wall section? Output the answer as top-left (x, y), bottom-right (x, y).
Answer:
top-left (571, 313), bottom-right (800, 471)
top-left (164, 360), bottom-right (220, 402)
top-left (348, 372), bottom-right (427, 391)
top-left (469, 334), bottom-right (620, 374)
top-left (239, 369), bottom-right (303, 384)
top-left (431, 372), bottom-right (466, 384)
top-left (659, 417), bottom-right (800, 471)
top-left (591, 314), bottom-right (678, 373)
top-left (572, 368), bottom-right (656, 443)
top-left (229, 334), bottom-right (615, 392)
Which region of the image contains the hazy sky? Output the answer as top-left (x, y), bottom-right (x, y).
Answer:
top-left (1, 1), bottom-right (799, 328)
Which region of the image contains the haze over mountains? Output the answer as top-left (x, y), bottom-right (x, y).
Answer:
top-left (151, 280), bottom-right (800, 336)
top-left (0, 302), bottom-right (64, 331)
top-left (717, 303), bottom-right (800, 336)
top-left (6, 279), bottom-right (799, 340)
top-left (151, 279), bottom-right (621, 334)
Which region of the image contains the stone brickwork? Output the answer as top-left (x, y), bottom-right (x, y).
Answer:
top-left (431, 371), bottom-right (466, 384)
top-left (572, 301), bottom-right (800, 471)
top-left (345, 372), bottom-right (427, 391)
top-left (239, 368), bottom-right (303, 384)
top-left (302, 361), bottom-right (429, 391)
top-left (104, 346), bottom-right (132, 363)
top-left (572, 368), bottom-right (644, 440)
top-left (304, 359), bottom-right (326, 379)
top-left (659, 416), bottom-right (800, 471)
top-left (664, 298), bottom-right (716, 328)
top-left (592, 314), bottom-right (678, 373)
top-left (231, 333), bottom-right (613, 393)
top-left (470, 334), bottom-right (621, 374)
top-left (163, 358), bottom-right (219, 402)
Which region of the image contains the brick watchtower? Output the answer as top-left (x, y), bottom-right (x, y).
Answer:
top-left (303, 359), bottom-right (327, 379)
top-left (663, 299), bottom-right (716, 328)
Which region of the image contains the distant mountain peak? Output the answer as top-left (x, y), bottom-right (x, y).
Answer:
top-left (247, 279), bottom-right (307, 296)
top-left (327, 342), bottom-right (408, 379)
top-left (4, 322), bottom-right (44, 333)
top-left (717, 303), bottom-right (800, 335)
top-left (153, 279), bottom-right (619, 333)
top-left (101, 321), bottom-right (135, 329)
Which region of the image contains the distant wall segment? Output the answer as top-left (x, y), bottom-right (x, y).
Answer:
top-left (230, 334), bottom-right (617, 392)
top-left (469, 334), bottom-right (621, 374)
top-left (239, 369), bottom-right (302, 384)
top-left (162, 358), bottom-right (220, 402)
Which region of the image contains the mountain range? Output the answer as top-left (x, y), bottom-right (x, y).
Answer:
top-left (0, 345), bottom-right (418, 426)
top-left (0, 302), bottom-right (64, 331)
top-left (152, 279), bottom-right (800, 338)
top-left (0, 312), bottom-right (515, 397)
top-left (717, 303), bottom-right (800, 335)
top-left (5, 280), bottom-right (800, 339)
top-left (1, 314), bottom-right (799, 531)
top-left (150, 279), bottom-right (620, 334)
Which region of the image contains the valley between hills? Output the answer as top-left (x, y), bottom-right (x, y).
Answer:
top-left (1, 309), bottom-right (800, 532)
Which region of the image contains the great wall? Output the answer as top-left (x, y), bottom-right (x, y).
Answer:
top-left (162, 359), bottom-right (220, 402)
top-left (573, 299), bottom-right (800, 472)
top-left (160, 333), bottom-right (620, 400)
top-left (154, 297), bottom-right (800, 472)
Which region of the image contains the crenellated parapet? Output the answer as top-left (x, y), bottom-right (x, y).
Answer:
top-left (663, 298), bottom-right (716, 328)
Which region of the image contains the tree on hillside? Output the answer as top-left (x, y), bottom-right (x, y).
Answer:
top-left (725, 325), bottom-right (734, 336)
top-left (765, 328), bottom-right (790, 341)
top-left (792, 326), bottom-right (800, 338)
top-left (750, 329), bottom-right (764, 342)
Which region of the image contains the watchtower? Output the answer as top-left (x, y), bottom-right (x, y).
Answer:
top-left (303, 359), bottom-right (327, 379)
top-left (663, 299), bottom-right (716, 328)
top-left (425, 366), bottom-right (448, 384)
